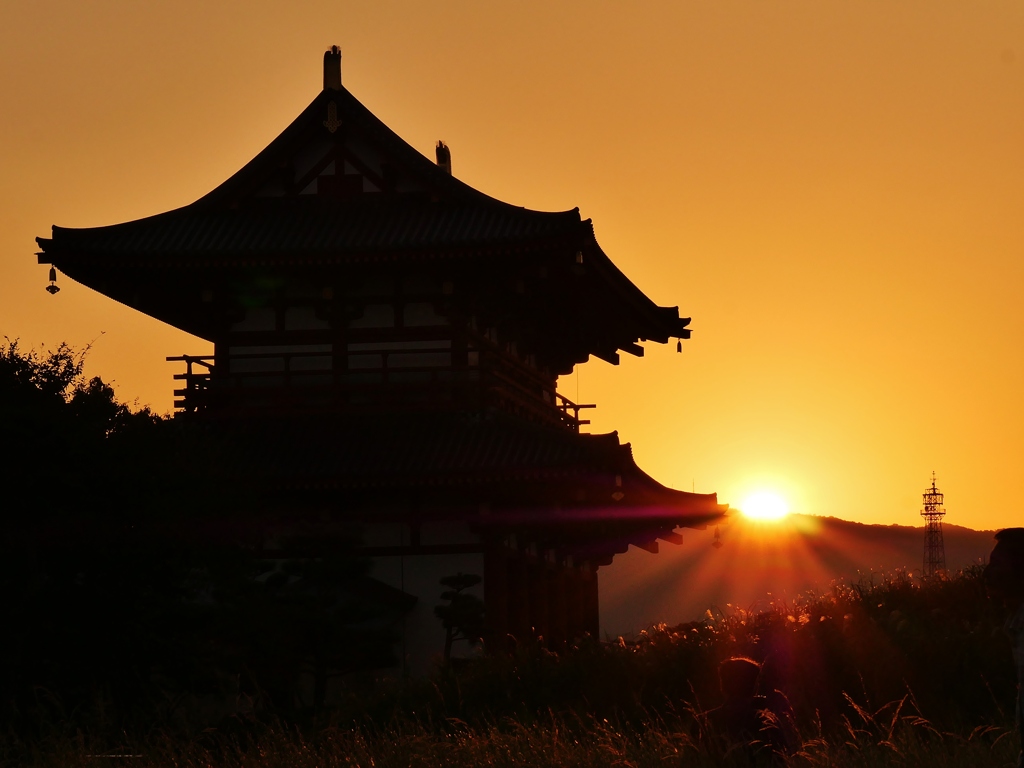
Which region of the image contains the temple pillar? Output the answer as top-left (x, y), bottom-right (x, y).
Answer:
top-left (582, 563), bottom-right (600, 637)
top-left (565, 566), bottom-right (584, 642)
top-left (547, 562), bottom-right (567, 650)
top-left (506, 554), bottom-right (530, 645)
top-left (483, 544), bottom-right (509, 652)
top-left (528, 557), bottom-right (549, 643)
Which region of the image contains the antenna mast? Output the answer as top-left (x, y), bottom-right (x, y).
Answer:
top-left (920, 472), bottom-right (946, 577)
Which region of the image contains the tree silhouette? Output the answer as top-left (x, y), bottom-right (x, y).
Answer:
top-left (434, 573), bottom-right (485, 665)
top-left (0, 340), bottom-right (392, 727)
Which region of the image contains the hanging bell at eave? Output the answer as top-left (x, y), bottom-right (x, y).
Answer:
top-left (45, 266), bottom-right (60, 295)
top-left (676, 338), bottom-right (682, 353)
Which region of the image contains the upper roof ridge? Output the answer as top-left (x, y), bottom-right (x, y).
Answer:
top-left (191, 77), bottom-right (580, 219)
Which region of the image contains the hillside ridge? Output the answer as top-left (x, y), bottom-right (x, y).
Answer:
top-left (601, 512), bottom-right (997, 636)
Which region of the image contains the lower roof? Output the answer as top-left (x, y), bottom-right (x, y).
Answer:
top-left (37, 198), bottom-right (584, 267)
top-left (190, 410), bottom-right (724, 531)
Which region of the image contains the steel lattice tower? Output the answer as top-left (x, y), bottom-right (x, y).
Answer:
top-left (921, 472), bottom-right (946, 577)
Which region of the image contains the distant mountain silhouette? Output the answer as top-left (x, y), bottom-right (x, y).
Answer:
top-left (600, 514), bottom-right (996, 638)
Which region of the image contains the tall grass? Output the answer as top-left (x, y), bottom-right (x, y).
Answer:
top-left (5, 709), bottom-right (1017, 768)
top-left (4, 567), bottom-right (1019, 767)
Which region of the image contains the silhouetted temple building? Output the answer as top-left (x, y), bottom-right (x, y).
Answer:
top-left (37, 48), bottom-right (726, 672)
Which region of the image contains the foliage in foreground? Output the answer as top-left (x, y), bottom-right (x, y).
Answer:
top-left (4, 705), bottom-right (1019, 768)
top-left (336, 567), bottom-right (1014, 735)
top-left (5, 569), bottom-right (1020, 766)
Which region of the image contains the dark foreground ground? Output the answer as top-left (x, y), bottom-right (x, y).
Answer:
top-left (4, 568), bottom-right (1020, 768)
top-left (8, 715), bottom-right (1019, 768)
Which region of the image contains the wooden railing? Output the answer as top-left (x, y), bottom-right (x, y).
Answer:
top-left (486, 367), bottom-right (595, 430)
top-left (166, 349), bottom-right (596, 430)
top-left (556, 392), bottom-right (596, 427)
top-left (166, 355), bottom-right (214, 415)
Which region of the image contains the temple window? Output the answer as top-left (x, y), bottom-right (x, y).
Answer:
top-left (227, 343), bottom-right (333, 376)
top-left (350, 303), bottom-right (395, 328)
top-left (232, 307), bottom-right (277, 332)
top-left (284, 306), bottom-right (329, 330)
top-left (230, 356), bottom-right (285, 374)
top-left (388, 352), bottom-right (451, 368)
top-left (403, 302), bottom-right (448, 327)
top-left (349, 354), bottom-right (383, 370)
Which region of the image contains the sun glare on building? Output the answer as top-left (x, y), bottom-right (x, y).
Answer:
top-left (740, 491), bottom-right (790, 521)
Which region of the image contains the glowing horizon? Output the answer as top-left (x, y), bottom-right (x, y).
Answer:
top-left (1, 2), bottom-right (1021, 530)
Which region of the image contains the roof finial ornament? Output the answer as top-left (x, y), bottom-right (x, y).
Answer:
top-left (323, 46), bottom-right (342, 91)
top-left (436, 141), bottom-right (451, 175)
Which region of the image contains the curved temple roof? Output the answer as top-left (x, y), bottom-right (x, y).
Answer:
top-left (36, 51), bottom-right (692, 352)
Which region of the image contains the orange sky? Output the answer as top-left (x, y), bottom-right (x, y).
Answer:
top-left (2, 1), bottom-right (1022, 529)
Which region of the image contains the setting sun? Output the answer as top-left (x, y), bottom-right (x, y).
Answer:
top-left (740, 491), bottom-right (790, 522)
